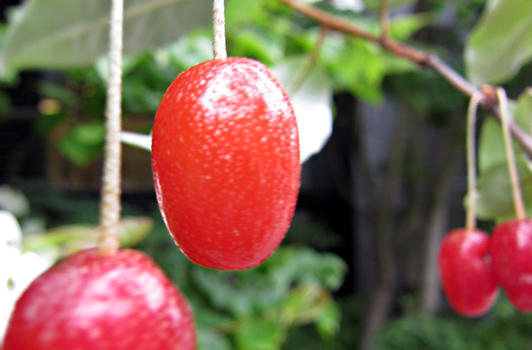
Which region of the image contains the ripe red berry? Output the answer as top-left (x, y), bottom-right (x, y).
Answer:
top-left (151, 57), bottom-right (301, 270)
top-left (489, 219), bottom-right (532, 311)
top-left (438, 228), bottom-right (498, 316)
top-left (3, 248), bottom-right (195, 350)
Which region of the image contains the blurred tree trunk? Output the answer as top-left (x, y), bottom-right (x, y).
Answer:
top-left (354, 100), bottom-right (408, 350)
top-left (352, 99), bottom-right (465, 349)
top-left (420, 149), bottom-right (460, 314)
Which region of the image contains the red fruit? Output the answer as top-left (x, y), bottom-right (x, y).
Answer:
top-left (151, 57), bottom-right (300, 270)
top-left (3, 248), bottom-right (195, 350)
top-left (438, 228), bottom-right (498, 316)
top-left (490, 219), bottom-right (532, 311)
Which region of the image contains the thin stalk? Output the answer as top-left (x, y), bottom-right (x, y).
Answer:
top-left (380, 0), bottom-right (390, 40)
top-left (498, 88), bottom-right (526, 221)
top-left (213, 0), bottom-right (227, 59)
top-left (465, 93), bottom-right (482, 232)
top-left (288, 26), bottom-right (327, 94)
top-left (99, 0), bottom-right (124, 255)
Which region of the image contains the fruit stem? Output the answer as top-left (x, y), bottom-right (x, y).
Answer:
top-left (99, 0), bottom-right (124, 255)
top-left (213, 0), bottom-right (227, 60)
top-left (498, 88), bottom-right (526, 221)
top-left (288, 26), bottom-right (327, 95)
top-left (465, 92), bottom-right (483, 232)
top-left (380, 0), bottom-right (390, 40)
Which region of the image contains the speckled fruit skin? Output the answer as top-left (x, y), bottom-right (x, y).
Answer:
top-left (490, 219), bottom-right (532, 311)
top-left (151, 57), bottom-right (301, 270)
top-left (3, 248), bottom-right (195, 350)
top-left (438, 229), bottom-right (498, 317)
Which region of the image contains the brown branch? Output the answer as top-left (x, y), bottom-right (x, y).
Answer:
top-left (276, 0), bottom-right (532, 158)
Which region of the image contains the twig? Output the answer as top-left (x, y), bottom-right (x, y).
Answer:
top-left (99, 0), bottom-right (124, 255)
top-left (276, 0), bottom-right (532, 158)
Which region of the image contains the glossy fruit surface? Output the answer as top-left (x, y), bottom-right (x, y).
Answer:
top-left (490, 219), bottom-right (532, 311)
top-left (438, 228), bottom-right (498, 316)
top-left (151, 57), bottom-right (300, 270)
top-left (3, 248), bottom-right (195, 350)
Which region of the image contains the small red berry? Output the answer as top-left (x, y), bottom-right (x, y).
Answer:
top-left (489, 219), bottom-right (532, 311)
top-left (438, 228), bottom-right (498, 316)
top-left (151, 57), bottom-right (301, 270)
top-left (3, 248), bottom-right (195, 350)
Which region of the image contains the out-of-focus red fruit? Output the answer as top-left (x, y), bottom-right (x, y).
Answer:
top-left (438, 228), bottom-right (498, 316)
top-left (490, 219), bottom-right (532, 311)
top-left (3, 248), bottom-right (195, 350)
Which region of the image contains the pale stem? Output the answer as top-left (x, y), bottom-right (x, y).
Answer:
top-left (498, 88), bottom-right (526, 221)
top-left (99, 0), bottom-right (124, 255)
top-left (213, 0), bottom-right (227, 59)
top-left (380, 0), bottom-right (390, 40)
top-left (465, 92), bottom-right (482, 232)
top-left (288, 27), bottom-right (327, 94)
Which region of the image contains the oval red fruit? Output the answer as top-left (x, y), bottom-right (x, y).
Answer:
top-left (151, 57), bottom-right (301, 270)
top-left (490, 219), bottom-right (532, 311)
top-left (3, 249), bottom-right (195, 350)
top-left (438, 228), bottom-right (498, 317)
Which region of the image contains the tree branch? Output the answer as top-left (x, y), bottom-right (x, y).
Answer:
top-left (276, 0), bottom-right (532, 158)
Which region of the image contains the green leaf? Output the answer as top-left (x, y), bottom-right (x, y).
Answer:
top-left (315, 300), bottom-right (341, 339)
top-left (197, 328), bottom-right (232, 350)
top-left (235, 318), bottom-right (284, 350)
top-left (72, 122), bottom-right (106, 145)
top-left (515, 88), bottom-right (532, 139)
top-left (478, 91), bottom-right (532, 174)
top-left (321, 37), bottom-right (386, 102)
top-left (363, 0), bottom-right (419, 11)
top-left (23, 225), bottom-right (95, 253)
top-left (282, 283), bottom-right (323, 324)
top-left (476, 162), bottom-right (532, 222)
top-left (465, 0), bottom-right (532, 85)
top-left (270, 247), bottom-right (348, 291)
top-left (0, 0), bottom-right (212, 75)
top-left (58, 132), bottom-right (100, 165)
top-left (22, 217), bottom-right (153, 258)
top-left (389, 14), bottom-right (431, 41)
top-left (225, 0), bottom-right (265, 27)
top-left (191, 247), bottom-right (347, 317)
top-left (117, 217), bottom-right (154, 247)
top-left (478, 117), bottom-right (510, 174)
top-left (476, 91), bottom-right (532, 222)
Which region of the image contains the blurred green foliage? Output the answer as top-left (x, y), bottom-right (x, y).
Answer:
top-left (4, 0), bottom-right (532, 348)
top-left (140, 204), bottom-right (348, 350)
top-left (17, 183), bottom-right (348, 349)
top-left (28, 0), bottom-right (428, 165)
top-left (373, 295), bottom-right (532, 350)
